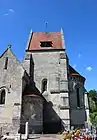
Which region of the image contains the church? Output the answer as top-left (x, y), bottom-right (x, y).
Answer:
top-left (0, 29), bottom-right (89, 135)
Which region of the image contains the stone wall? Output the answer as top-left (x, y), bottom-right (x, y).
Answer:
top-left (23, 50), bottom-right (70, 131)
top-left (23, 51), bottom-right (62, 92)
top-left (69, 77), bottom-right (86, 128)
top-left (23, 49), bottom-right (88, 130)
top-left (21, 95), bottom-right (43, 134)
top-left (0, 48), bottom-right (25, 134)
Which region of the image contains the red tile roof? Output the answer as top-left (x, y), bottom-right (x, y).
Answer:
top-left (27, 32), bottom-right (64, 51)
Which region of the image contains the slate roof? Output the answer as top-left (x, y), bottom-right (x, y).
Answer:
top-left (69, 65), bottom-right (85, 80)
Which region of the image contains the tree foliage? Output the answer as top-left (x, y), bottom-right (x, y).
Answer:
top-left (89, 89), bottom-right (97, 126)
top-left (90, 112), bottom-right (97, 126)
top-left (89, 98), bottom-right (97, 112)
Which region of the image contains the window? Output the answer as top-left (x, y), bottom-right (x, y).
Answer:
top-left (4, 57), bottom-right (8, 69)
top-left (70, 77), bottom-right (73, 80)
top-left (40, 41), bottom-right (52, 47)
top-left (60, 97), bottom-right (69, 108)
top-left (76, 88), bottom-right (80, 107)
top-left (0, 90), bottom-right (6, 104)
top-left (41, 79), bottom-right (47, 93)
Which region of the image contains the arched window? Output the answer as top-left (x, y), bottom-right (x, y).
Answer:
top-left (0, 90), bottom-right (6, 104)
top-left (41, 79), bottom-right (47, 93)
top-left (76, 87), bottom-right (80, 107)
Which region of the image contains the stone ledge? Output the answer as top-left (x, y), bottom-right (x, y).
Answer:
top-left (60, 106), bottom-right (70, 109)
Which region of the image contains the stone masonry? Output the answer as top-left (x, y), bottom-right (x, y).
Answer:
top-left (0, 47), bottom-right (25, 134)
top-left (0, 29), bottom-right (90, 135)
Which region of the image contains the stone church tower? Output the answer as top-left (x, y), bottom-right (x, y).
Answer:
top-left (0, 29), bottom-right (90, 135)
top-left (23, 29), bottom-right (70, 132)
top-left (22, 29), bottom-right (89, 132)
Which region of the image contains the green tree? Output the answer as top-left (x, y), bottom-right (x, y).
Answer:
top-left (89, 90), bottom-right (97, 100)
top-left (89, 89), bottom-right (97, 126)
top-left (89, 98), bottom-right (97, 112)
top-left (90, 112), bottom-right (97, 126)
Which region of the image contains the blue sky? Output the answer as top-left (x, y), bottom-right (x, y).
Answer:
top-left (0, 0), bottom-right (97, 91)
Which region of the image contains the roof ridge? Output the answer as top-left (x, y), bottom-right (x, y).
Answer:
top-left (69, 65), bottom-right (85, 80)
top-left (26, 29), bottom-right (33, 50)
top-left (0, 48), bottom-right (8, 58)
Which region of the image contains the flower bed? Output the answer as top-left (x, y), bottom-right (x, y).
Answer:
top-left (61, 129), bottom-right (92, 140)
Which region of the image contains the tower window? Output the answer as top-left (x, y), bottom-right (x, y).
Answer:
top-left (0, 90), bottom-right (6, 104)
top-left (41, 79), bottom-right (47, 93)
top-left (40, 41), bottom-right (52, 47)
top-left (60, 97), bottom-right (69, 108)
top-left (4, 57), bottom-right (8, 70)
top-left (76, 88), bottom-right (80, 107)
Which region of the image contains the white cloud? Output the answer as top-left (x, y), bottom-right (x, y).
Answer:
top-left (78, 53), bottom-right (81, 58)
top-left (86, 66), bottom-right (92, 71)
top-left (4, 13), bottom-right (9, 16)
top-left (73, 64), bottom-right (76, 69)
top-left (9, 9), bottom-right (14, 13)
top-left (4, 9), bottom-right (14, 16)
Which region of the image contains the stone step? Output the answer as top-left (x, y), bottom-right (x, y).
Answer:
top-left (28, 134), bottom-right (61, 140)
